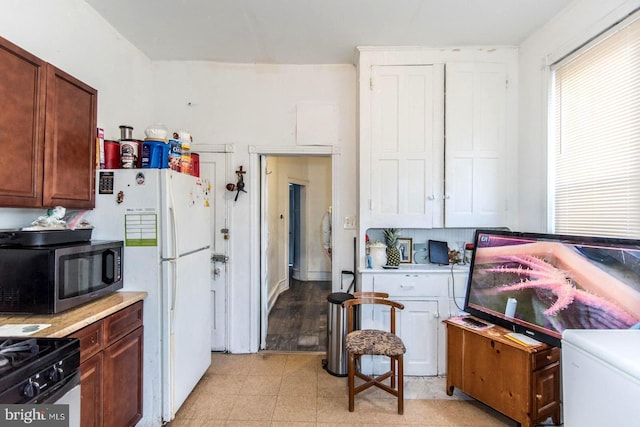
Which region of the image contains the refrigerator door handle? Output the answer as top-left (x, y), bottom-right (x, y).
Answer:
top-left (169, 258), bottom-right (178, 313)
top-left (168, 180), bottom-right (179, 260)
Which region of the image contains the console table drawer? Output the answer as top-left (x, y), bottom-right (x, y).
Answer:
top-left (533, 347), bottom-right (560, 370)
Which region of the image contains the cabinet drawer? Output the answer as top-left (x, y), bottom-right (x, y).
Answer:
top-left (104, 301), bottom-right (144, 347)
top-left (70, 321), bottom-right (103, 363)
top-left (533, 347), bottom-right (560, 370)
top-left (373, 274), bottom-right (449, 297)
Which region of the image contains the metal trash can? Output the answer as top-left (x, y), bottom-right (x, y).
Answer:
top-left (322, 292), bottom-right (355, 377)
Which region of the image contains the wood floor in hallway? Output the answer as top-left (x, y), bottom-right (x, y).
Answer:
top-left (266, 278), bottom-right (332, 352)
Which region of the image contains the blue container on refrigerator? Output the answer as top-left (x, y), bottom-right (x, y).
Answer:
top-left (142, 140), bottom-right (170, 168)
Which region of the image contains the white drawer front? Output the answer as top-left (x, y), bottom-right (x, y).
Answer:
top-left (373, 273), bottom-right (449, 297)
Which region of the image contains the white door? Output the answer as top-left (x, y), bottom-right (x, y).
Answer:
top-left (199, 153), bottom-right (229, 351)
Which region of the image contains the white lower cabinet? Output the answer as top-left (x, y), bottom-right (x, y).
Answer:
top-left (359, 270), bottom-right (468, 376)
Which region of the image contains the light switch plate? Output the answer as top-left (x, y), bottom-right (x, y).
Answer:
top-left (343, 216), bottom-right (356, 229)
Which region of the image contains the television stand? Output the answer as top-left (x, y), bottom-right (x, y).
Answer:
top-left (444, 319), bottom-right (561, 427)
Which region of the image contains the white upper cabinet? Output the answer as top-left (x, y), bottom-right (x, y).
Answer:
top-left (357, 48), bottom-right (517, 256)
top-left (368, 64), bottom-right (445, 228)
top-left (445, 63), bottom-right (508, 227)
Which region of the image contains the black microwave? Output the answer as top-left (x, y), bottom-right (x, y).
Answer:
top-left (0, 240), bottom-right (123, 314)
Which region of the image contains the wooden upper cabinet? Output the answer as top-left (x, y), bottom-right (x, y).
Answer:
top-left (43, 65), bottom-right (97, 208)
top-left (0, 36), bottom-right (46, 208)
top-left (0, 35), bottom-right (97, 209)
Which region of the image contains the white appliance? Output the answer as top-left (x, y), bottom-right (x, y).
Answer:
top-left (90, 169), bottom-right (212, 424)
top-left (562, 329), bottom-right (640, 426)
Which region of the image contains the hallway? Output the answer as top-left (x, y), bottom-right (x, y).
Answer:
top-left (266, 278), bottom-right (331, 352)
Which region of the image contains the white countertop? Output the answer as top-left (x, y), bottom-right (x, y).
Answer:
top-left (359, 264), bottom-right (470, 274)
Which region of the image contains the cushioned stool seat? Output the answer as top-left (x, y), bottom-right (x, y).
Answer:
top-left (345, 329), bottom-right (406, 357)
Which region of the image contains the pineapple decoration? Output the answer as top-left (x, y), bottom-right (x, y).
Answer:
top-left (384, 228), bottom-right (402, 266)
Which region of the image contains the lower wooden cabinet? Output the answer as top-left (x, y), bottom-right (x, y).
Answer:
top-left (444, 319), bottom-right (561, 427)
top-left (78, 352), bottom-right (103, 427)
top-left (70, 301), bottom-right (143, 427)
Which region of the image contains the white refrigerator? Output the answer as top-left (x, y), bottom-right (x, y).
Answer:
top-left (562, 329), bottom-right (640, 426)
top-left (89, 169), bottom-right (212, 424)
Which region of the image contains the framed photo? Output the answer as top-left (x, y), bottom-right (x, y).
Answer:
top-left (397, 237), bottom-right (413, 263)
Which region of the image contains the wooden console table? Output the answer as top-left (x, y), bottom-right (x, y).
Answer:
top-left (444, 319), bottom-right (561, 427)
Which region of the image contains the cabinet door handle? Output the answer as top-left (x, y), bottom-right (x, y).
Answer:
top-left (400, 284), bottom-right (415, 289)
top-left (546, 354), bottom-right (552, 360)
top-left (536, 394), bottom-right (542, 400)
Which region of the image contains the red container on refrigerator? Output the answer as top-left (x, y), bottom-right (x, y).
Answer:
top-left (104, 140), bottom-right (120, 169)
top-left (190, 153), bottom-right (200, 177)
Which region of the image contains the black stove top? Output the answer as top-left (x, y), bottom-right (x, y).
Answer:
top-left (0, 338), bottom-right (40, 374)
top-left (0, 337), bottom-right (80, 404)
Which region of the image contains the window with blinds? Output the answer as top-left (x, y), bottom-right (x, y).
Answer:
top-left (550, 12), bottom-right (640, 238)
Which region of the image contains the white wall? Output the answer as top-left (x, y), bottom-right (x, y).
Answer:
top-left (517, 0), bottom-right (640, 232)
top-left (0, 0), bottom-right (153, 226)
top-left (151, 61), bottom-right (357, 352)
top-left (306, 157), bottom-right (332, 277)
top-left (0, 2), bottom-right (160, 425)
top-left (265, 156), bottom-right (285, 309)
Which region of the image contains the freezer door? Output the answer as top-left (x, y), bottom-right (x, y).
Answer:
top-left (161, 248), bottom-right (212, 421)
top-left (160, 170), bottom-right (211, 258)
top-left (92, 169), bottom-right (162, 242)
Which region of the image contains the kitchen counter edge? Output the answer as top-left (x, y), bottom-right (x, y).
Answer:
top-left (0, 291), bottom-right (148, 338)
top-left (359, 265), bottom-right (470, 274)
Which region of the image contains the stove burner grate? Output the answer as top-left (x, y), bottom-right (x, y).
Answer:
top-left (0, 338), bottom-right (39, 373)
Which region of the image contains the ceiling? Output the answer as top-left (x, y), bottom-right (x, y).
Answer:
top-left (85, 0), bottom-right (573, 64)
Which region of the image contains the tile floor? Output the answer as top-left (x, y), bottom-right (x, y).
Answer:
top-left (168, 352), bottom-right (532, 426)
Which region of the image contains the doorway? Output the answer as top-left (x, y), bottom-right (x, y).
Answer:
top-left (261, 155), bottom-right (332, 351)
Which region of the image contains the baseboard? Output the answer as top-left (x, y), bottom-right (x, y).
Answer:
top-left (305, 271), bottom-right (331, 281)
top-left (267, 279), bottom-right (289, 314)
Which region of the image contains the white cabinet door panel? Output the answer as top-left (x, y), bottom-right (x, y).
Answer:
top-left (370, 64), bottom-right (444, 228)
top-left (399, 300), bottom-right (439, 376)
top-left (445, 62), bottom-right (507, 227)
top-left (370, 299), bottom-right (439, 376)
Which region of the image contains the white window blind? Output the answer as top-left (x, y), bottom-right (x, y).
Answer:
top-left (551, 12), bottom-right (640, 238)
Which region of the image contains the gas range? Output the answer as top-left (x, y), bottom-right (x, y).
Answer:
top-left (0, 337), bottom-right (80, 404)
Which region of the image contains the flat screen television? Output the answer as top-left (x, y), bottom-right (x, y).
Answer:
top-left (464, 229), bottom-right (640, 347)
